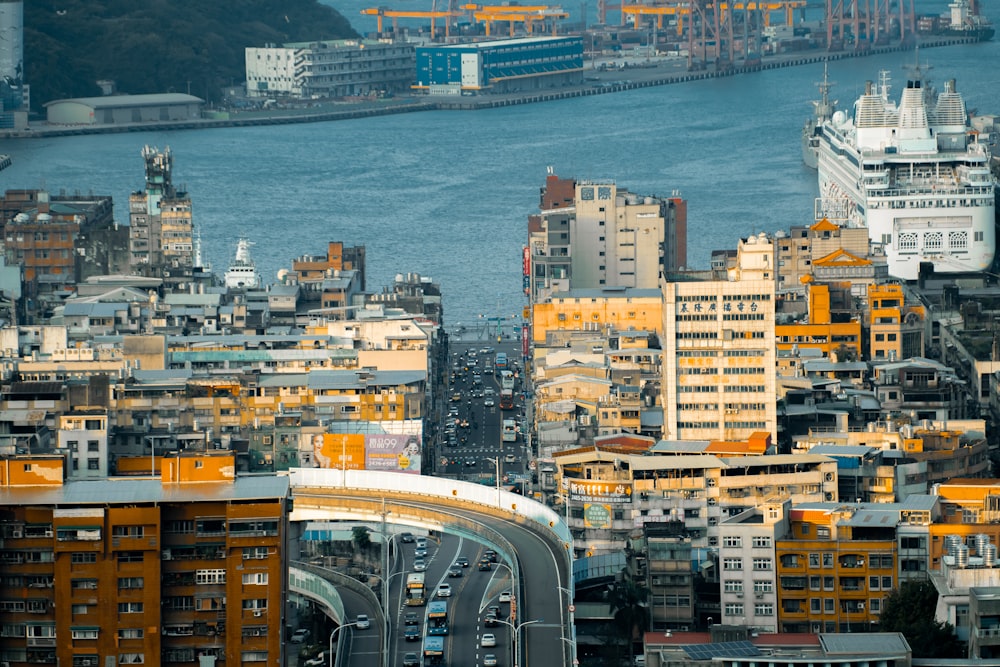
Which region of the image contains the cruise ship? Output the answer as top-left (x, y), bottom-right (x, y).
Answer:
top-left (224, 238), bottom-right (261, 289)
top-left (814, 66), bottom-right (996, 280)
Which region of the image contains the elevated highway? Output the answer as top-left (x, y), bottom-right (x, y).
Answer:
top-left (289, 468), bottom-right (575, 667)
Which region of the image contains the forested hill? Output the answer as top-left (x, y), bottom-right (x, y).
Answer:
top-left (24, 0), bottom-right (359, 109)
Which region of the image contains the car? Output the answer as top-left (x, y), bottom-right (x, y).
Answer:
top-left (290, 628), bottom-right (311, 644)
top-left (355, 614), bottom-right (370, 630)
top-left (465, 459), bottom-right (477, 467)
top-left (455, 556), bottom-right (470, 568)
top-left (483, 654), bottom-right (498, 666)
top-left (498, 591), bottom-right (512, 603)
top-left (437, 583), bottom-right (452, 598)
top-left (484, 613), bottom-right (499, 627)
top-left (481, 633), bottom-right (497, 647)
top-left (478, 559), bottom-right (491, 571)
top-left (403, 652), bottom-right (420, 667)
top-left (413, 559), bottom-right (427, 571)
top-left (504, 454), bottom-right (516, 463)
top-left (400, 532), bottom-right (414, 543)
top-left (484, 397), bottom-right (495, 407)
top-left (404, 625), bottom-right (421, 641)
top-left (304, 652), bottom-right (327, 667)
top-left (451, 393), bottom-right (462, 402)
top-left (485, 550), bottom-right (498, 563)
top-left (415, 537), bottom-right (427, 547)
top-left (404, 612), bottom-right (419, 626)
top-left (414, 547), bottom-right (428, 558)
top-left (487, 605), bottom-right (500, 618)
top-left (448, 566), bottom-right (463, 578)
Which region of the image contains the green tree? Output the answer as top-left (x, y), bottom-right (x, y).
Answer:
top-left (351, 525), bottom-right (372, 552)
top-left (607, 573), bottom-right (650, 659)
top-left (879, 580), bottom-right (964, 658)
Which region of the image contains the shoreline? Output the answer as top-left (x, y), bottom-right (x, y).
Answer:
top-left (2, 36), bottom-right (984, 139)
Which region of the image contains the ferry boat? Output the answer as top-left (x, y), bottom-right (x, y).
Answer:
top-left (801, 63), bottom-right (835, 170)
top-left (224, 238), bottom-right (260, 289)
top-left (814, 64), bottom-right (996, 280)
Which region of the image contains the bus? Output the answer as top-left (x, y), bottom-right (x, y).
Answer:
top-left (500, 370), bottom-right (515, 392)
top-left (427, 600), bottom-right (449, 635)
top-left (405, 572), bottom-right (426, 606)
top-left (423, 635), bottom-right (445, 666)
top-left (502, 419), bottom-right (517, 443)
top-left (500, 388), bottom-right (514, 410)
top-left (494, 352), bottom-right (508, 373)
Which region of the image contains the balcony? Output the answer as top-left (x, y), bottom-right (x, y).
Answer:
top-left (974, 626), bottom-right (1000, 640)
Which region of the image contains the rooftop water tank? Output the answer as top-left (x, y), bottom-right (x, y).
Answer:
top-left (955, 543), bottom-right (969, 569)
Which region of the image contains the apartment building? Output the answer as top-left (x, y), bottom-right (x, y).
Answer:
top-left (128, 146), bottom-right (194, 286)
top-left (775, 220), bottom-right (876, 295)
top-left (775, 283), bottom-right (862, 359)
top-left (661, 234), bottom-right (777, 442)
top-left (718, 501), bottom-right (791, 633)
top-left (527, 172), bottom-right (687, 303)
top-left (0, 452), bottom-right (290, 667)
top-left (867, 284), bottom-right (926, 361)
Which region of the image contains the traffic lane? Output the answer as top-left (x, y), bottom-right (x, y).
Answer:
top-left (440, 543), bottom-right (497, 667)
top-left (391, 536), bottom-right (462, 665)
top-left (337, 587), bottom-right (383, 667)
top-left (395, 501), bottom-right (570, 667)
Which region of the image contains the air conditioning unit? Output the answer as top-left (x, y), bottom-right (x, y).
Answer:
top-left (10, 528), bottom-right (22, 539)
top-left (162, 551), bottom-right (172, 560)
top-left (755, 592), bottom-right (763, 598)
top-left (857, 602), bottom-right (865, 611)
top-left (253, 610), bottom-right (262, 617)
top-left (735, 593), bottom-right (743, 599)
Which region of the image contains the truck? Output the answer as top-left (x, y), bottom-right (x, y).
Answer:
top-left (502, 419), bottom-right (517, 443)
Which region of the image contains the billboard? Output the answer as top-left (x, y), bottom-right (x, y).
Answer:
top-left (583, 503), bottom-right (612, 529)
top-left (365, 433), bottom-right (421, 475)
top-left (566, 479), bottom-right (632, 504)
top-left (312, 433), bottom-right (365, 470)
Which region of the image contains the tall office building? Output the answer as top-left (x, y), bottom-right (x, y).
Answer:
top-left (0, 453), bottom-right (289, 667)
top-left (129, 146), bottom-right (195, 287)
top-left (661, 233), bottom-right (777, 441)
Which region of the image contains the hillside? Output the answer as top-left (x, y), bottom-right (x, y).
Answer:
top-left (24, 0), bottom-right (359, 109)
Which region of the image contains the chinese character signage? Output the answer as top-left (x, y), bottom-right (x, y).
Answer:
top-left (365, 433), bottom-right (421, 475)
top-left (583, 503), bottom-right (612, 529)
top-left (312, 433), bottom-right (365, 471)
top-left (568, 479), bottom-right (632, 503)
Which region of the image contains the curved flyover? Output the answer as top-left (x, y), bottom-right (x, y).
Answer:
top-left (289, 468), bottom-right (574, 667)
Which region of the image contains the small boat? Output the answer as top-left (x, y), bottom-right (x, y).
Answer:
top-left (801, 63), bottom-right (835, 170)
top-left (224, 238), bottom-right (260, 289)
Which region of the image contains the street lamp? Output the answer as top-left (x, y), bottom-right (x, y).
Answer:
top-left (490, 617), bottom-right (543, 667)
top-left (486, 456), bottom-right (502, 508)
top-left (328, 621), bottom-right (361, 667)
top-left (556, 586), bottom-right (577, 667)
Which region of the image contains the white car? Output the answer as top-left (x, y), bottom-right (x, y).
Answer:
top-left (413, 559), bottom-right (427, 571)
top-left (355, 614), bottom-right (371, 630)
top-left (290, 628), bottom-right (310, 644)
top-left (498, 591), bottom-right (512, 603)
top-left (481, 633), bottom-right (497, 647)
top-left (437, 583), bottom-right (452, 598)
top-left (483, 654), bottom-right (498, 667)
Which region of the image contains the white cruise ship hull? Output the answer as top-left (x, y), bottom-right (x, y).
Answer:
top-left (815, 74), bottom-right (996, 281)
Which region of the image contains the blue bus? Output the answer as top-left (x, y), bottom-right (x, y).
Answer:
top-left (494, 352), bottom-right (508, 373)
top-left (423, 635), bottom-right (445, 666)
top-left (427, 600), bottom-right (449, 635)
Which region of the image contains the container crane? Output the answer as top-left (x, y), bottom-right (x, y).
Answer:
top-left (463, 4), bottom-right (570, 36)
top-left (360, 7), bottom-right (463, 38)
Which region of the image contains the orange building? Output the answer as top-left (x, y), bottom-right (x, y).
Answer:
top-left (776, 504), bottom-right (897, 633)
top-left (867, 283), bottom-right (925, 361)
top-left (0, 452), bottom-right (289, 667)
top-left (929, 479), bottom-right (1000, 569)
top-left (775, 282), bottom-right (862, 359)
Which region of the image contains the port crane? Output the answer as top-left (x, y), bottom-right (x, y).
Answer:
top-left (462, 4), bottom-right (571, 36)
top-left (824, 0), bottom-right (917, 51)
top-left (360, 7), bottom-right (464, 38)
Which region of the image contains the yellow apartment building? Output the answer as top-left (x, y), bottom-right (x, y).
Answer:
top-left (775, 282), bottom-right (862, 359)
top-left (531, 288), bottom-right (663, 345)
top-left (867, 283), bottom-right (925, 361)
top-left (776, 504), bottom-right (898, 633)
top-left (0, 452), bottom-right (289, 667)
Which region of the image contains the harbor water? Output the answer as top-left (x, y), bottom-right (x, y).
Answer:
top-left (2, 19), bottom-right (1000, 326)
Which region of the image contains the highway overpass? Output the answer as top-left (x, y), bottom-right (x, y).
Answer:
top-left (288, 468), bottom-right (576, 667)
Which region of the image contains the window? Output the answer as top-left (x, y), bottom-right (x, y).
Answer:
top-left (754, 580), bottom-right (773, 593)
top-left (869, 576), bottom-right (880, 591)
top-left (722, 536), bottom-right (742, 548)
top-left (71, 553), bottom-right (97, 564)
top-left (112, 526), bottom-right (144, 538)
top-left (87, 441), bottom-right (99, 453)
top-left (196, 569), bottom-right (226, 585)
top-left (72, 628), bottom-right (99, 640)
top-left (823, 576), bottom-right (835, 591)
top-left (118, 629), bottom-right (144, 640)
top-left (118, 653), bottom-right (145, 665)
top-left (754, 603), bottom-right (774, 616)
top-left (752, 558), bottom-right (772, 571)
top-left (242, 652), bottom-right (269, 663)
top-left (72, 604), bottom-right (89, 615)
top-left (118, 578), bottom-right (143, 590)
top-left (882, 576), bottom-right (892, 589)
top-left (72, 579), bottom-right (98, 590)
top-left (242, 599), bottom-right (267, 610)
top-left (752, 536), bottom-right (771, 548)
top-left (810, 598), bottom-right (821, 613)
top-left (243, 572), bottom-right (268, 585)
top-left (822, 553), bottom-right (834, 567)
top-left (724, 603), bottom-right (744, 616)
top-left (117, 552), bottom-right (143, 564)
top-left (118, 602), bottom-right (143, 614)
top-left (724, 580), bottom-right (744, 593)
top-left (87, 459), bottom-right (100, 470)
top-left (824, 598), bottom-right (835, 613)
top-left (809, 553), bottom-right (820, 568)
top-left (723, 558), bottom-right (743, 571)
top-left (816, 526), bottom-right (830, 539)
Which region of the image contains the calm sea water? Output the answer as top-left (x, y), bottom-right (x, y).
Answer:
top-left (2, 5), bottom-right (999, 326)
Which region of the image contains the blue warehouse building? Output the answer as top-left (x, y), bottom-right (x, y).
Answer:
top-left (415, 36), bottom-right (584, 95)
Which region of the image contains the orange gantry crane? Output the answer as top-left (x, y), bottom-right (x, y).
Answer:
top-left (360, 7), bottom-right (463, 38)
top-left (462, 3), bottom-right (570, 36)
top-left (620, 4), bottom-right (691, 33)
